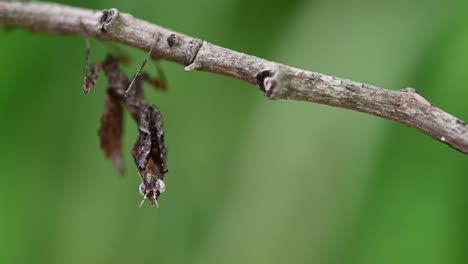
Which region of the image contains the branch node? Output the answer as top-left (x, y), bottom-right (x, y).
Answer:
top-left (99, 8), bottom-right (119, 32)
top-left (456, 119), bottom-right (466, 127)
top-left (400, 87), bottom-right (417, 93)
top-left (183, 39), bottom-right (204, 66)
top-left (167, 33), bottom-right (177, 48)
top-left (401, 87), bottom-right (432, 107)
top-left (184, 62), bottom-right (201, 72)
top-left (256, 67), bottom-right (289, 99)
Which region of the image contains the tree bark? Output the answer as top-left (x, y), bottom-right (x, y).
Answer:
top-left (1, 1), bottom-right (467, 155)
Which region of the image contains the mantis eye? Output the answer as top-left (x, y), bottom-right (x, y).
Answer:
top-left (138, 180), bottom-right (165, 208)
top-left (139, 183), bottom-right (146, 196)
top-left (156, 179), bottom-right (166, 193)
top-left (138, 179), bottom-right (165, 196)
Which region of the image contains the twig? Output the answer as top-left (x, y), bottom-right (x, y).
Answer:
top-left (1, 1), bottom-right (467, 155)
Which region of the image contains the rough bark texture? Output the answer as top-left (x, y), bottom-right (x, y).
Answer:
top-left (1, 1), bottom-right (467, 155)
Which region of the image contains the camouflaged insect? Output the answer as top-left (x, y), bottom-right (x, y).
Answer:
top-left (83, 39), bottom-right (168, 207)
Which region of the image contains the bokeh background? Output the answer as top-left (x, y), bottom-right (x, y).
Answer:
top-left (1, 0), bottom-right (468, 263)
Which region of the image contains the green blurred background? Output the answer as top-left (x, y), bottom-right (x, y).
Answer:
top-left (1, 0), bottom-right (468, 263)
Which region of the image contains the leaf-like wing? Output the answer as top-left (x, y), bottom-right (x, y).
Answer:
top-left (98, 88), bottom-right (124, 174)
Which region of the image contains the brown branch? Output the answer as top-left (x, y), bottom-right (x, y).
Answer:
top-left (1, 1), bottom-right (467, 155)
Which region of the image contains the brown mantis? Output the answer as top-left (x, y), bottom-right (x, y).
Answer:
top-left (82, 32), bottom-right (168, 207)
